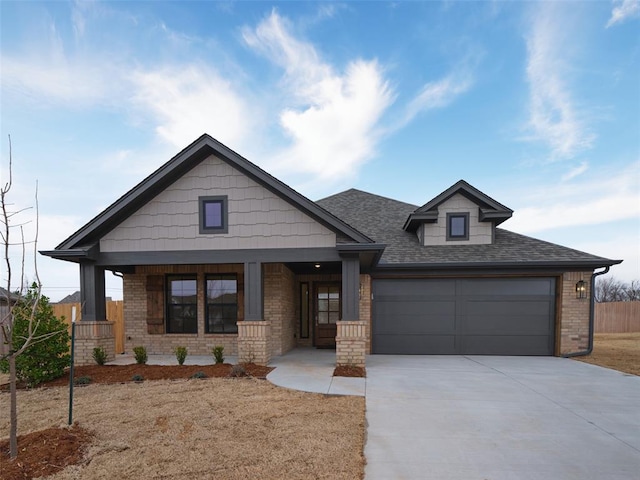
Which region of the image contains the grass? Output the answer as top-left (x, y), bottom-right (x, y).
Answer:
top-left (574, 332), bottom-right (640, 375)
top-left (0, 378), bottom-right (365, 479)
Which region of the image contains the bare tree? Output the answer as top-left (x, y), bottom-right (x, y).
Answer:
top-left (0, 136), bottom-right (60, 460)
top-left (624, 280), bottom-right (640, 301)
top-left (595, 276), bottom-right (639, 302)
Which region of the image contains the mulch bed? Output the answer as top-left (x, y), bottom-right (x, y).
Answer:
top-left (2, 363), bottom-right (274, 390)
top-left (333, 365), bottom-right (366, 377)
top-left (0, 424), bottom-right (91, 480)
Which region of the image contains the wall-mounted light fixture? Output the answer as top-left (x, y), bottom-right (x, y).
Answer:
top-left (576, 279), bottom-right (587, 299)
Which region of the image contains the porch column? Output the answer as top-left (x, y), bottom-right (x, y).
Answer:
top-left (341, 255), bottom-right (360, 321)
top-left (243, 261), bottom-right (263, 320)
top-left (337, 254), bottom-right (366, 367)
top-left (79, 262), bottom-right (106, 321)
top-left (239, 261), bottom-right (270, 365)
top-left (76, 262), bottom-right (115, 365)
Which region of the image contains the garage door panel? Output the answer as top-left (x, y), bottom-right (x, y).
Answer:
top-left (463, 315), bottom-right (552, 335)
top-left (461, 335), bottom-right (552, 356)
top-left (374, 335), bottom-right (457, 355)
top-left (372, 277), bottom-right (555, 355)
top-left (463, 299), bottom-right (551, 316)
top-left (374, 279), bottom-right (455, 296)
top-left (458, 278), bottom-right (554, 296)
top-left (374, 299), bottom-right (455, 317)
top-left (373, 313), bottom-right (456, 335)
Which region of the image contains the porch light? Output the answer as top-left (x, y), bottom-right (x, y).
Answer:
top-left (575, 280), bottom-right (587, 299)
top-left (314, 263), bottom-right (321, 269)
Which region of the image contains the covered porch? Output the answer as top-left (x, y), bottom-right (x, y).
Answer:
top-left (67, 246), bottom-right (376, 367)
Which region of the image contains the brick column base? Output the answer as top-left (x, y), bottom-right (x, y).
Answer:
top-left (73, 321), bottom-right (115, 366)
top-left (237, 321), bottom-right (271, 365)
top-left (336, 320), bottom-right (367, 368)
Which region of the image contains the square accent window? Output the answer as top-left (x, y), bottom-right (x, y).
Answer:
top-left (166, 275), bottom-right (198, 334)
top-left (447, 213), bottom-right (469, 241)
top-left (199, 196), bottom-right (228, 234)
top-left (206, 274), bottom-right (238, 334)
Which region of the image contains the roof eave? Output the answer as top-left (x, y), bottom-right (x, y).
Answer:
top-left (375, 258), bottom-right (623, 271)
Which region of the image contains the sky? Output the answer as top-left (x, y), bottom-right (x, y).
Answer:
top-left (1, 0), bottom-right (639, 302)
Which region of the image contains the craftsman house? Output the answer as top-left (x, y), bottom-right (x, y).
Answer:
top-left (41, 134), bottom-right (621, 366)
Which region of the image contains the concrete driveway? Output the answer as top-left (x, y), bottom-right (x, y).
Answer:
top-left (364, 355), bottom-right (640, 480)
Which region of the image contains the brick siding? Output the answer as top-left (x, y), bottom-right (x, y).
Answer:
top-left (558, 271), bottom-right (592, 354)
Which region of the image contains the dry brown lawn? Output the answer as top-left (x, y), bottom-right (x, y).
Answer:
top-left (574, 332), bottom-right (640, 376)
top-left (0, 378), bottom-right (365, 479)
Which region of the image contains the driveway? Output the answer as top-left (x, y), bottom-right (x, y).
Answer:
top-left (364, 355), bottom-right (640, 480)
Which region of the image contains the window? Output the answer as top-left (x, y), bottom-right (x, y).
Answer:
top-left (317, 284), bottom-right (340, 324)
top-left (167, 275), bottom-right (198, 333)
top-left (199, 196), bottom-right (228, 234)
top-left (206, 274), bottom-right (238, 334)
top-left (447, 213), bottom-right (469, 241)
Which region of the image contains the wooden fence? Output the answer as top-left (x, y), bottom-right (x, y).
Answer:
top-left (595, 301), bottom-right (640, 333)
top-left (52, 301), bottom-right (125, 354)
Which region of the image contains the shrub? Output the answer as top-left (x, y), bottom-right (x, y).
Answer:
top-left (191, 371), bottom-right (207, 379)
top-left (0, 284), bottom-right (70, 387)
top-left (92, 347), bottom-right (107, 365)
top-left (133, 346), bottom-right (147, 365)
top-left (212, 345), bottom-right (224, 364)
top-left (131, 374), bottom-right (144, 382)
top-left (174, 346), bottom-right (187, 365)
top-left (229, 364), bottom-right (246, 378)
top-left (74, 376), bottom-right (92, 386)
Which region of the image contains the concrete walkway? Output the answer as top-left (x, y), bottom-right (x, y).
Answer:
top-left (364, 355), bottom-right (640, 480)
top-left (267, 348), bottom-right (365, 396)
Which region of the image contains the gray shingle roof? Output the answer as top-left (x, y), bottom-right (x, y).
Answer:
top-left (317, 188), bottom-right (618, 268)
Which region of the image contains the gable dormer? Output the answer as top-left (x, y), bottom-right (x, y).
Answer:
top-left (403, 180), bottom-right (513, 246)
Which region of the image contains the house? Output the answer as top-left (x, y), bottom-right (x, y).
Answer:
top-left (57, 291), bottom-right (112, 304)
top-left (41, 134), bottom-right (621, 366)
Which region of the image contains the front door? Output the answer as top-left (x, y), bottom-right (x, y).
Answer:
top-left (315, 283), bottom-right (340, 348)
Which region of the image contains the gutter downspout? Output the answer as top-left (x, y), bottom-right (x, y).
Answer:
top-left (563, 266), bottom-right (610, 358)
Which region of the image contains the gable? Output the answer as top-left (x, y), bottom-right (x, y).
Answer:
top-left (100, 155), bottom-right (337, 252)
top-left (419, 193), bottom-right (492, 246)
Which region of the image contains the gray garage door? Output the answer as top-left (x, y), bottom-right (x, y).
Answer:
top-left (372, 278), bottom-right (556, 355)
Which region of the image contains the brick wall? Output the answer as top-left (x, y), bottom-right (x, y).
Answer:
top-left (558, 272), bottom-right (592, 354)
top-left (336, 320), bottom-right (367, 367)
top-left (123, 264), bottom-right (244, 356)
top-left (264, 263), bottom-right (296, 356)
top-left (73, 321), bottom-right (115, 366)
top-left (237, 321), bottom-right (271, 365)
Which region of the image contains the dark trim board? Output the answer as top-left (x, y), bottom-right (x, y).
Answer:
top-left (372, 277), bottom-right (556, 355)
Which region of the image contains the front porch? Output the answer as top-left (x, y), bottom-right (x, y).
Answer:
top-left (70, 258), bottom-right (372, 368)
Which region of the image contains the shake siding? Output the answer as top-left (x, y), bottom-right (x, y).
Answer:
top-left (422, 193), bottom-right (493, 246)
top-left (100, 154), bottom-right (336, 252)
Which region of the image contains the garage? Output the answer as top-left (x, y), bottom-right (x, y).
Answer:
top-left (372, 277), bottom-right (556, 355)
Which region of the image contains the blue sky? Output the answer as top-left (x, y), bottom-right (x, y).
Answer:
top-left (1, 0), bottom-right (638, 302)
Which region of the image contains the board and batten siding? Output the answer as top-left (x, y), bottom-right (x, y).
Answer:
top-left (420, 193), bottom-right (493, 246)
top-left (100, 155), bottom-right (337, 252)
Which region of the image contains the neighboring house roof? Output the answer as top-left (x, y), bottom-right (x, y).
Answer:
top-left (52, 134), bottom-right (374, 258)
top-left (404, 179), bottom-right (513, 231)
top-left (0, 287), bottom-right (19, 304)
top-left (57, 291), bottom-right (81, 304)
top-left (317, 188), bottom-right (620, 269)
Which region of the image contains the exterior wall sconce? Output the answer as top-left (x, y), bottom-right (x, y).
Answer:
top-left (576, 279), bottom-right (587, 299)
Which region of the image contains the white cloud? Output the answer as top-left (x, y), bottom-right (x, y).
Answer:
top-left (506, 161), bottom-right (640, 234)
top-left (524, 4), bottom-right (595, 159)
top-left (606, 0), bottom-right (640, 28)
top-left (242, 11), bottom-right (394, 180)
top-left (561, 162), bottom-right (589, 181)
top-left (129, 65), bottom-right (253, 150)
top-left (398, 72), bottom-right (473, 129)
